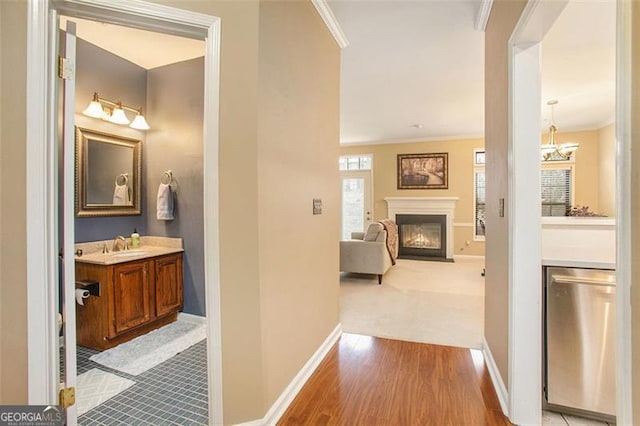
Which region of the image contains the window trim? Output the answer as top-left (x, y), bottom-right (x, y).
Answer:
top-left (339, 153), bottom-right (373, 171)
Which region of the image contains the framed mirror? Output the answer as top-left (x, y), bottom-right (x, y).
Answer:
top-left (75, 127), bottom-right (142, 217)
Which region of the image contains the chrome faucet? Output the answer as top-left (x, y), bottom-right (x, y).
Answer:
top-left (112, 235), bottom-right (129, 252)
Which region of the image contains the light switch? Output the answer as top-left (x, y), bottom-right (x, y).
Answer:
top-left (313, 198), bottom-right (322, 215)
top-left (499, 198), bottom-right (505, 217)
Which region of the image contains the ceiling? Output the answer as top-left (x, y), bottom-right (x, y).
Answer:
top-left (330, 0), bottom-right (616, 145)
top-left (61, 2), bottom-right (615, 145)
top-left (60, 16), bottom-right (205, 70)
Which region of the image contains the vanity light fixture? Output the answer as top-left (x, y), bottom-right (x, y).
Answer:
top-left (541, 100), bottom-right (579, 161)
top-left (82, 92), bottom-right (150, 130)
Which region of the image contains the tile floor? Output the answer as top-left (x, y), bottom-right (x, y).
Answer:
top-left (543, 410), bottom-right (612, 426)
top-left (64, 340), bottom-right (208, 425)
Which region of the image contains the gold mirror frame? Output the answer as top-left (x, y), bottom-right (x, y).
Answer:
top-left (75, 127), bottom-right (142, 217)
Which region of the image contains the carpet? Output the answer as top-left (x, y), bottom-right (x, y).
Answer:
top-left (77, 368), bottom-right (135, 416)
top-left (90, 319), bottom-right (206, 376)
top-left (340, 257), bottom-right (485, 349)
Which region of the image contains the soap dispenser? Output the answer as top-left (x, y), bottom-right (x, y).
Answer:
top-left (131, 228), bottom-right (140, 248)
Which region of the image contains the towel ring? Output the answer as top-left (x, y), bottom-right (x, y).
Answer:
top-left (115, 173), bottom-right (128, 186)
top-left (161, 170), bottom-right (173, 185)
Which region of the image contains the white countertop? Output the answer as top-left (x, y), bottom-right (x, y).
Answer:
top-left (541, 217), bottom-right (616, 270)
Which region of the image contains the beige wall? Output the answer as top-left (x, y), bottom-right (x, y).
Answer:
top-left (484, 0), bottom-right (527, 387)
top-left (598, 123), bottom-right (616, 216)
top-left (549, 129), bottom-right (601, 213)
top-left (257, 0), bottom-right (340, 407)
top-left (340, 138), bottom-right (486, 256)
top-left (632, 2), bottom-right (640, 423)
top-left (0, 0), bottom-right (28, 404)
top-left (0, 0), bottom-right (340, 423)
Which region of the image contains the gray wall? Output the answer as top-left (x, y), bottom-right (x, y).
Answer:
top-left (73, 39), bottom-right (205, 316)
top-left (74, 37), bottom-right (148, 242)
top-left (146, 58), bottom-right (205, 316)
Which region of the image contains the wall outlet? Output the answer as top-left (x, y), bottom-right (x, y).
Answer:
top-left (313, 198), bottom-right (322, 215)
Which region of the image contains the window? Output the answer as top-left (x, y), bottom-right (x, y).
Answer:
top-left (474, 170), bottom-right (486, 238)
top-left (541, 167), bottom-right (572, 216)
top-left (472, 150), bottom-right (574, 239)
top-left (339, 155), bottom-right (372, 171)
top-left (473, 149), bottom-right (485, 239)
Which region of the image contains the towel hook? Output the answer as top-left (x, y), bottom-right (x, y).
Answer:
top-left (161, 170), bottom-right (173, 185)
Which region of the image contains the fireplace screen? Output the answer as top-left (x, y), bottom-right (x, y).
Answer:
top-left (400, 223), bottom-right (442, 250)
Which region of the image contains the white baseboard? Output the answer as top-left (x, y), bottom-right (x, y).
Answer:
top-left (482, 336), bottom-right (509, 417)
top-left (178, 312), bottom-right (207, 325)
top-left (236, 323), bottom-right (343, 426)
top-left (453, 254), bottom-right (486, 260)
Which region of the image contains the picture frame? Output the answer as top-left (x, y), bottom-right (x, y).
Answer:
top-left (397, 152), bottom-right (448, 189)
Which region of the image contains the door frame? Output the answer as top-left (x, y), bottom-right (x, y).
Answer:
top-left (25, 0), bottom-right (223, 423)
top-left (507, 0), bottom-right (632, 424)
top-left (340, 168), bottom-right (374, 239)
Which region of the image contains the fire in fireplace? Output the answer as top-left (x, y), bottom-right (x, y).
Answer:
top-left (396, 214), bottom-right (449, 261)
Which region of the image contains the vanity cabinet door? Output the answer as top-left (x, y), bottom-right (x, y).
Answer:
top-left (113, 260), bottom-right (151, 334)
top-left (155, 254), bottom-right (184, 317)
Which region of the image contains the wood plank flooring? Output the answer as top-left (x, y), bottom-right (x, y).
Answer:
top-left (279, 333), bottom-right (511, 426)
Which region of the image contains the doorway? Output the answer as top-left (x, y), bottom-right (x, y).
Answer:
top-left (58, 15), bottom-right (210, 424)
top-left (26, 2), bottom-right (222, 425)
top-left (339, 155), bottom-right (373, 240)
top-left (506, 0), bottom-right (626, 424)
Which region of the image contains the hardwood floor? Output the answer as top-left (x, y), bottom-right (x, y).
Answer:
top-left (279, 333), bottom-right (511, 425)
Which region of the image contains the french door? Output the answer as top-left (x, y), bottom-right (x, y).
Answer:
top-left (340, 170), bottom-right (373, 240)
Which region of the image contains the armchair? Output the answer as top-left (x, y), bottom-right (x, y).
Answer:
top-left (340, 224), bottom-right (396, 284)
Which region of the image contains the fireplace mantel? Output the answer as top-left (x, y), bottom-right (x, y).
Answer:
top-left (385, 197), bottom-right (458, 259)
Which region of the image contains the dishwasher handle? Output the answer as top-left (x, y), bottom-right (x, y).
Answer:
top-left (551, 274), bottom-right (615, 287)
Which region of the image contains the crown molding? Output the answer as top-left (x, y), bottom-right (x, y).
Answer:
top-left (311, 0), bottom-right (349, 49)
top-left (340, 132), bottom-right (484, 146)
top-left (474, 0), bottom-right (494, 32)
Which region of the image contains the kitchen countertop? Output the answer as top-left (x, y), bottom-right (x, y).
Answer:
top-left (75, 236), bottom-right (183, 265)
top-left (542, 218), bottom-right (616, 270)
top-left (542, 258), bottom-right (615, 270)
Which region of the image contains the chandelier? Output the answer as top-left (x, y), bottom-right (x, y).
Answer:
top-left (541, 100), bottom-right (579, 161)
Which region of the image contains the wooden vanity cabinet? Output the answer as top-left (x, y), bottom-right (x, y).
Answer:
top-left (76, 252), bottom-right (183, 350)
top-left (112, 261), bottom-right (151, 334)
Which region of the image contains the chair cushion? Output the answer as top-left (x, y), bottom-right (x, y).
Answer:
top-left (363, 222), bottom-right (384, 241)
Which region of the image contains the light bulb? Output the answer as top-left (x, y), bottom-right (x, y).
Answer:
top-left (109, 104), bottom-right (130, 125)
top-left (130, 112), bottom-right (150, 130)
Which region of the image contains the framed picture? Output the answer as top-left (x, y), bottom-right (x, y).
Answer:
top-left (397, 152), bottom-right (448, 189)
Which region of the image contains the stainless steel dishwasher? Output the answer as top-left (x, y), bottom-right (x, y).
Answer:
top-left (544, 266), bottom-right (616, 422)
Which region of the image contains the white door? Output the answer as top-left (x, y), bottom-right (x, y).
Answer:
top-left (341, 170), bottom-right (373, 240)
top-left (60, 19), bottom-right (78, 425)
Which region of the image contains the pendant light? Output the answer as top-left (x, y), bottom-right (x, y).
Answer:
top-left (541, 100), bottom-right (579, 161)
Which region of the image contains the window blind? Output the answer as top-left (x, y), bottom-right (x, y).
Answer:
top-left (541, 168), bottom-right (572, 216)
top-left (474, 171), bottom-right (485, 237)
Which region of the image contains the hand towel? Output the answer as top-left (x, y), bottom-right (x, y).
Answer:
top-left (157, 183), bottom-right (174, 220)
top-left (113, 183), bottom-right (130, 205)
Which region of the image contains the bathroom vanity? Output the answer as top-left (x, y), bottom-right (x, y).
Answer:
top-left (75, 238), bottom-right (184, 351)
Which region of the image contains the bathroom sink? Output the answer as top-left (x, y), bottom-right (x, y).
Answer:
top-left (110, 250), bottom-right (150, 258)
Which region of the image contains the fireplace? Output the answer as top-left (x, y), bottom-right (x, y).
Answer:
top-left (385, 197), bottom-right (458, 261)
top-left (396, 214), bottom-right (447, 260)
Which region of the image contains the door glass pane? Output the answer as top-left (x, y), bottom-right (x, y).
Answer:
top-left (342, 178), bottom-right (365, 240)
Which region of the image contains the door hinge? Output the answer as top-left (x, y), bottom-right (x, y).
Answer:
top-left (58, 56), bottom-right (75, 80)
top-left (59, 386), bottom-right (75, 408)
